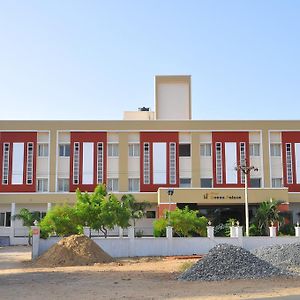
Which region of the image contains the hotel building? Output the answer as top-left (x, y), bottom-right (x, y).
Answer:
top-left (1, 75), bottom-right (300, 244)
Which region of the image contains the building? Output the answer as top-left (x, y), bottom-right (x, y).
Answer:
top-left (1, 75), bottom-right (300, 244)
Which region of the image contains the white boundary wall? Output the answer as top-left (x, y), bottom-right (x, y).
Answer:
top-left (37, 236), bottom-right (300, 258)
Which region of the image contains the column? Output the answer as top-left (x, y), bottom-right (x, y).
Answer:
top-left (262, 129), bottom-right (271, 188)
top-left (49, 129), bottom-right (57, 192)
top-left (118, 132), bottom-right (128, 192)
top-left (191, 133), bottom-right (200, 187)
top-left (47, 203), bottom-right (52, 212)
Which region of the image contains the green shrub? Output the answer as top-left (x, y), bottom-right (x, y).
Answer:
top-left (153, 218), bottom-right (168, 237)
top-left (279, 224), bottom-right (295, 236)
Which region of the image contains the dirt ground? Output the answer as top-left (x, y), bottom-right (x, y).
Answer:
top-left (1, 246), bottom-right (300, 300)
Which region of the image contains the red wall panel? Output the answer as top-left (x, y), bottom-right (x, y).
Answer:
top-left (0, 132), bottom-right (37, 192)
top-left (140, 132), bottom-right (179, 192)
top-left (282, 132), bottom-right (300, 192)
top-left (212, 132), bottom-right (250, 188)
top-left (69, 132), bottom-right (107, 192)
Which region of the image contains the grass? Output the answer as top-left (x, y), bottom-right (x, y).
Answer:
top-left (178, 261), bottom-right (195, 273)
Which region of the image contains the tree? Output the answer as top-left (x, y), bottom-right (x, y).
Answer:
top-left (153, 206), bottom-right (208, 237)
top-left (252, 199), bottom-right (284, 236)
top-left (39, 204), bottom-right (81, 238)
top-left (121, 194), bottom-right (151, 227)
top-left (13, 208), bottom-right (41, 245)
top-left (75, 184), bottom-right (131, 238)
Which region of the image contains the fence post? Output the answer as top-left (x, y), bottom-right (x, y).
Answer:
top-left (269, 226), bottom-right (276, 238)
top-left (83, 227), bottom-right (90, 237)
top-left (128, 226), bottom-right (135, 239)
top-left (295, 223), bottom-right (300, 237)
top-left (119, 227), bottom-right (124, 238)
top-left (31, 222), bottom-right (40, 260)
top-left (166, 226), bottom-right (173, 239)
top-left (236, 226), bottom-right (243, 238)
top-left (230, 226), bottom-right (236, 238)
top-left (207, 226), bottom-right (214, 238)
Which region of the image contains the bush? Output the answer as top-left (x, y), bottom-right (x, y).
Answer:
top-left (279, 224), bottom-right (295, 236)
top-left (153, 218), bottom-right (168, 237)
top-left (40, 204), bottom-right (82, 238)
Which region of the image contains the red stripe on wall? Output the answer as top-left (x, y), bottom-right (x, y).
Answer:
top-left (69, 132), bottom-right (107, 192)
top-left (212, 132), bottom-right (249, 188)
top-left (140, 132), bottom-right (179, 192)
top-left (282, 132), bottom-right (300, 192)
top-left (0, 132), bottom-right (37, 192)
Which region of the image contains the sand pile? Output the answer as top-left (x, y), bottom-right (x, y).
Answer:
top-left (33, 235), bottom-right (113, 267)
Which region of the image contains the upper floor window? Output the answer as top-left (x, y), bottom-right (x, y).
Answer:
top-left (272, 178), bottom-right (283, 188)
top-left (200, 178), bottom-right (213, 188)
top-left (179, 178), bottom-right (191, 188)
top-left (179, 144), bottom-right (191, 157)
top-left (59, 144), bottom-right (70, 157)
top-left (38, 144), bottom-right (49, 157)
top-left (270, 144), bottom-right (281, 157)
top-left (250, 178), bottom-right (261, 188)
top-left (128, 144), bottom-right (140, 157)
top-left (128, 178), bottom-right (140, 192)
top-left (107, 178), bottom-right (119, 192)
top-left (249, 143), bottom-right (260, 156)
top-left (57, 178), bottom-right (69, 192)
top-left (37, 178), bottom-right (48, 192)
top-left (108, 144), bottom-right (119, 157)
top-left (200, 144), bottom-right (212, 156)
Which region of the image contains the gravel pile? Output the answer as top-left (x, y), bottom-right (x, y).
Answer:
top-left (178, 243), bottom-right (290, 281)
top-left (252, 243), bottom-right (300, 272)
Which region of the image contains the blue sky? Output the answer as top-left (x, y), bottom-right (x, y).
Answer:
top-left (0, 1), bottom-right (299, 120)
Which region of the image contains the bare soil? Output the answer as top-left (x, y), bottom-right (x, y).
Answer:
top-left (1, 246), bottom-right (300, 299)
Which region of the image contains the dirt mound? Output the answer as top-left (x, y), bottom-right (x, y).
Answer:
top-left (33, 235), bottom-right (113, 267)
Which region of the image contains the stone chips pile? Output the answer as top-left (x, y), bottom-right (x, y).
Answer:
top-left (252, 243), bottom-right (300, 273)
top-left (178, 244), bottom-right (290, 281)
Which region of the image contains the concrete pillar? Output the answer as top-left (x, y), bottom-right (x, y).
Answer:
top-left (83, 227), bottom-right (90, 237)
top-left (47, 203), bottom-right (52, 212)
top-left (10, 202), bottom-right (16, 243)
top-left (235, 226), bottom-right (243, 238)
top-left (49, 129), bottom-right (58, 192)
top-left (269, 226), bottom-right (276, 237)
top-left (295, 227), bottom-right (300, 237)
top-left (166, 226), bottom-right (173, 239)
top-left (230, 226), bottom-right (236, 238)
top-left (31, 225), bottom-right (40, 259)
top-left (207, 226), bottom-right (214, 238)
top-left (119, 227), bottom-right (124, 238)
top-left (118, 132), bottom-right (128, 192)
top-left (128, 226), bottom-right (135, 239)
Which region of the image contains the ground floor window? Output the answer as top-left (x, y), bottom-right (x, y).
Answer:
top-left (200, 178), bottom-right (213, 188)
top-left (0, 212), bottom-right (11, 227)
top-left (179, 178), bottom-right (191, 188)
top-left (250, 178), bottom-right (261, 188)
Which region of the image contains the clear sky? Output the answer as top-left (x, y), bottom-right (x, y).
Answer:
top-left (0, 1), bottom-right (299, 120)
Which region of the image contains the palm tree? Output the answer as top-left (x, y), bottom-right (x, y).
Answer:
top-left (253, 199), bottom-right (284, 236)
top-left (121, 194), bottom-right (151, 227)
top-left (13, 208), bottom-right (41, 245)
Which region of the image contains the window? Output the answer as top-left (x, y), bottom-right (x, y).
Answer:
top-left (97, 142), bottom-right (103, 184)
top-left (73, 142), bottom-right (80, 185)
top-left (59, 144), bottom-right (70, 157)
top-left (169, 142), bottom-right (176, 184)
top-left (0, 212), bottom-right (11, 227)
top-left (107, 178), bottom-right (119, 192)
top-left (250, 178), bottom-right (261, 188)
top-left (200, 144), bottom-right (212, 156)
top-left (215, 142), bottom-right (223, 184)
top-left (128, 178), bottom-right (140, 192)
top-left (201, 178), bottom-right (213, 188)
top-left (146, 211), bottom-right (156, 219)
top-left (240, 142), bottom-right (246, 184)
top-left (272, 178), bottom-right (283, 188)
top-left (179, 178), bottom-right (191, 188)
top-left (179, 144), bottom-right (191, 157)
top-left (2, 143), bottom-right (10, 185)
top-left (26, 142), bottom-right (34, 185)
top-left (128, 144), bottom-right (140, 157)
top-left (57, 178), bottom-right (69, 192)
top-left (270, 144), bottom-right (281, 157)
top-left (37, 178), bottom-right (48, 192)
top-left (249, 143), bottom-right (260, 156)
top-left (143, 143), bottom-right (150, 184)
top-left (286, 143), bottom-right (293, 184)
top-left (38, 144), bottom-right (49, 157)
top-left (108, 143), bottom-right (119, 157)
